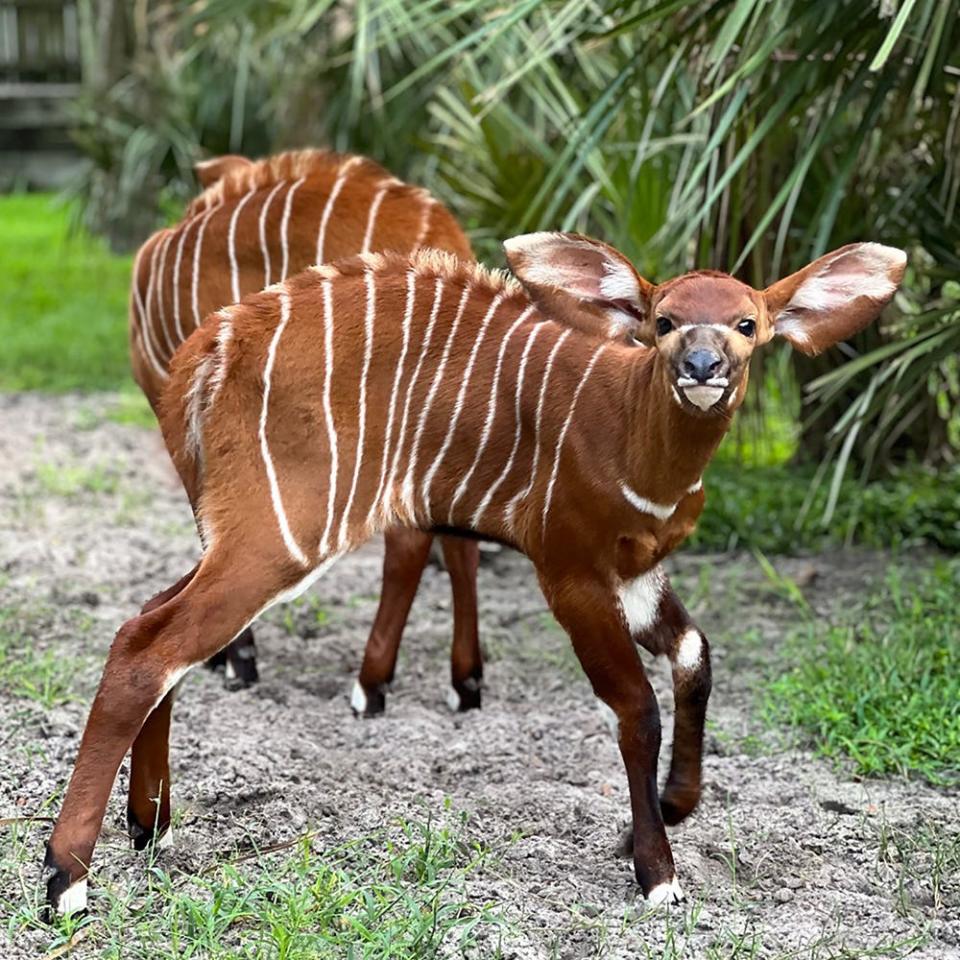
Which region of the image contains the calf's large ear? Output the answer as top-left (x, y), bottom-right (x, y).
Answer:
top-left (194, 154), bottom-right (253, 188)
top-left (764, 243), bottom-right (906, 355)
top-left (503, 232), bottom-right (655, 343)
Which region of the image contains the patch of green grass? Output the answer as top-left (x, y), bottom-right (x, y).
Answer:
top-left (691, 462), bottom-right (960, 553)
top-left (0, 194), bottom-right (134, 393)
top-left (0, 607), bottom-right (78, 708)
top-left (105, 391), bottom-right (157, 428)
top-left (764, 560), bottom-right (960, 785)
top-left (7, 810), bottom-right (507, 959)
top-left (34, 460), bottom-right (121, 498)
top-left (875, 814), bottom-right (960, 917)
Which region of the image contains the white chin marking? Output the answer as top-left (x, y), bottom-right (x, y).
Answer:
top-left (57, 877), bottom-right (87, 915)
top-left (646, 877), bottom-right (684, 907)
top-left (446, 686), bottom-right (462, 712)
top-left (682, 385), bottom-right (724, 411)
top-left (350, 680), bottom-right (368, 715)
top-left (157, 826), bottom-right (174, 850)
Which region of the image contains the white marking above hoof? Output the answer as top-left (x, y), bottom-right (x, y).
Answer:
top-left (350, 680), bottom-right (368, 716)
top-left (446, 686), bottom-right (462, 712)
top-left (57, 878), bottom-right (87, 915)
top-left (157, 826), bottom-right (174, 850)
top-left (645, 877), bottom-right (684, 908)
top-left (675, 628), bottom-right (703, 671)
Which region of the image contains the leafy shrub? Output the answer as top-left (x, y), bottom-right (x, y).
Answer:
top-left (692, 462), bottom-right (960, 553)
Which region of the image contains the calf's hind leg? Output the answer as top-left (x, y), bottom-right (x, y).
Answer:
top-left (45, 549), bottom-right (320, 917)
top-left (205, 628), bottom-right (259, 689)
top-left (442, 536), bottom-right (482, 712)
top-left (354, 527), bottom-right (434, 716)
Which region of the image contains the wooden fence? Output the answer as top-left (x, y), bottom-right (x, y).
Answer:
top-left (0, 0), bottom-right (83, 188)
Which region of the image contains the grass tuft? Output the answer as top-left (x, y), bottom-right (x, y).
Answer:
top-left (764, 560), bottom-right (960, 785)
top-left (0, 194), bottom-right (133, 393)
top-left (5, 810), bottom-right (506, 959)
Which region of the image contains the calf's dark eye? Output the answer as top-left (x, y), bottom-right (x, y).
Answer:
top-left (737, 318), bottom-right (756, 337)
top-left (656, 316), bottom-right (673, 337)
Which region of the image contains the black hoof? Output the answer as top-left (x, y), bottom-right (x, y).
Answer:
top-left (43, 846), bottom-right (87, 920)
top-left (351, 681), bottom-right (386, 717)
top-left (126, 806), bottom-right (170, 852)
top-left (223, 653), bottom-right (259, 690)
top-left (204, 649), bottom-right (228, 670)
top-left (450, 674), bottom-right (482, 712)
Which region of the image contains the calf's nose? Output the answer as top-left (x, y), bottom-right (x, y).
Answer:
top-left (681, 349), bottom-right (723, 384)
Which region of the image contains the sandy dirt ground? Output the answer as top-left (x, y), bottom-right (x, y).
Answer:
top-left (0, 392), bottom-right (957, 958)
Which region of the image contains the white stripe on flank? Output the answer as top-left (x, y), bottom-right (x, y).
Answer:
top-left (318, 279), bottom-right (340, 556)
top-left (192, 204), bottom-right (220, 329)
top-left (171, 217), bottom-right (195, 343)
top-left (367, 270), bottom-right (416, 527)
top-left (361, 183), bottom-right (390, 254)
top-left (541, 343), bottom-right (609, 535)
top-left (503, 327), bottom-right (572, 533)
top-left (687, 478), bottom-right (703, 494)
top-left (316, 158), bottom-right (361, 263)
top-left (383, 274), bottom-right (445, 519)
top-left (131, 246), bottom-right (167, 380)
top-left (184, 354), bottom-right (213, 462)
top-left (155, 232), bottom-right (175, 356)
top-left (337, 270), bottom-right (376, 547)
top-left (229, 186), bottom-right (258, 302)
top-left (259, 180), bottom-right (287, 288)
top-left (621, 484), bottom-right (677, 521)
top-left (400, 280), bottom-right (466, 515)
top-left (469, 321), bottom-right (544, 528)
top-left (279, 176), bottom-right (306, 280)
top-left (448, 305), bottom-right (535, 522)
top-left (145, 235), bottom-right (172, 360)
top-left (259, 291), bottom-right (309, 566)
top-left (414, 198), bottom-right (434, 248)
top-left (207, 311), bottom-right (233, 406)
top-left (420, 293), bottom-right (504, 516)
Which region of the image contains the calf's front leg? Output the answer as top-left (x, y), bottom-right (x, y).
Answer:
top-left (540, 572), bottom-right (682, 905)
top-left (616, 576), bottom-right (712, 859)
top-left (636, 583), bottom-right (712, 825)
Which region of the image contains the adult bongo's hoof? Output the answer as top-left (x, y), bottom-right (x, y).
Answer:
top-left (447, 675), bottom-right (482, 712)
top-left (350, 680), bottom-right (386, 717)
top-left (43, 847), bottom-right (88, 920)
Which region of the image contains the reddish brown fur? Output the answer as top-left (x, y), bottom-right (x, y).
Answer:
top-left (123, 149), bottom-right (484, 848)
top-left (47, 231), bottom-right (905, 913)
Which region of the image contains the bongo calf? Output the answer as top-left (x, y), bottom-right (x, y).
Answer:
top-left (46, 233), bottom-right (904, 913)
top-left (130, 149), bottom-right (483, 711)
